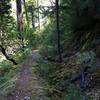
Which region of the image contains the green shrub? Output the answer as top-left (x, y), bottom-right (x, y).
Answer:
top-left (36, 60), bottom-right (53, 77)
top-left (0, 63), bottom-right (19, 98)
top-left (64, 84), bottom-right (89, 100)
top-left (14, 47), bottom-right (31, 63)
top-left (76, 51), bottom-right (96, 64)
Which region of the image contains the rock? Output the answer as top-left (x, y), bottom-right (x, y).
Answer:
top-left (24, 96), bottom-right (30, 100)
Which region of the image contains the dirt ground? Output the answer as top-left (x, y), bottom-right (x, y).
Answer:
top-left (7, 50), bottom-right (50, 100)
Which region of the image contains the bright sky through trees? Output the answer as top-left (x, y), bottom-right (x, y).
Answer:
top-left (40, 0), bottom-right (54, 6)
top-left (11, 0), bottom-right (54, 19)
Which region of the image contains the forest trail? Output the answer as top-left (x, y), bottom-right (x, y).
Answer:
top-left (8, 50), bottom-right (49, 100)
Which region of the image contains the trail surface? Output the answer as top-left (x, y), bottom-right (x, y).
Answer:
top-left (8, 50), bottom-right (49, 100)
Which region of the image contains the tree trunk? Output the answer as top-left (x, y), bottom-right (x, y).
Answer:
top-left (23, 0), bottom-right (29, 27)
top-left (30, 6), bottom-right (35, 28)
top-left (16, 0), bottom-right (24, 48)
top-left (37, 0), bottom-right (40, 30)
top-left (16, 0), bottom-right (23, 32)
top-left (56, 0), bottom-right (62, 62)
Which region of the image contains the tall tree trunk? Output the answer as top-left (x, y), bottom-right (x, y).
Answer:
top-left (16, 0), bottom-right (23, 32)
top-left (16, 0), bottom-right (24, 48)
top-left (56, 0), bottom-right (62, 62)
top-left (30, 6), bottom-right (35, 28)
top-left (23, 0), bottom-right (29, 27)
top-left (37, 0), bottom-right (40, 30)
top-left (0, 45), bottom-right (17, 65)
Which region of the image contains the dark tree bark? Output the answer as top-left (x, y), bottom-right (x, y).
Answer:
top-left (16, 0), bottom-right (23, 32)
top-left (16, 0), bottom-right (24, 48)
top-left (56, 0), bottom-right (62, 62)
top-left (30, 6), bottom-right (35, 28)
top-left (0, 45), bottom-right (17, 65)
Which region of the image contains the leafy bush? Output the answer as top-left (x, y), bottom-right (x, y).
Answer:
top-left (0, 63), bottom-right (11, 76)
top-left (14, 47), bottom-right (31, 63)
top-left (39, 22), bottom-right (58, 58)
top-left (36, 59), bottom-right (55, 78)
top-left (22, 26), bottom-right (40, 48)
top-left (64, 84), bottom-right (89, 100)
top-left (76, 51), bottom-right (96, 64)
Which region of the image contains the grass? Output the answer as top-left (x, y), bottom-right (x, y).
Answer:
top-left (0, 64), bottom-right (20, 99)
top-left (0, 48), bottom-right (32, 99)
top-left (34, 57), bottom-right (92, 100)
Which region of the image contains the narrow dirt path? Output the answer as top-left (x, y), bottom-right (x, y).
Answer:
top-left (8, 50), bottom-right (49, 100)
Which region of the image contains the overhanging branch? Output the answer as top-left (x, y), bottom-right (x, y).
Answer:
top-left (0, 45), bottom-right (18, 65)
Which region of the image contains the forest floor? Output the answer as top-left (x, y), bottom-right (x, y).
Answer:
top-left (7, 50), bottom-right (50, 100)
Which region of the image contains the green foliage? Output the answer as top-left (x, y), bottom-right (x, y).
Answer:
top-left (22, 26), bottom-right (40, 48)
top-left (39, 0), bottom-right (75, 58)
top-left (64, 84), bottom-right (89, 100)
top-left (0, 0), bottom-right (14, 34)
top-left (39, 22), bottom-right (58, 58)
top-left (0, 62), bottom-right (19, 98)
top-left (36, 59), bottom-right (55, 78)
top-left (36, 58), bottom-right (92, 100)
top-left (76, 51), bottom-right (96, 64)
top-left (14, 47), bottom-right (32, 63)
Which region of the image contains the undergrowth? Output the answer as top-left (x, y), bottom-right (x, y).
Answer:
top-left (0, 62), bottom-right (20, 99)
top-left (35, 51), bottom-right (97, 100)
top-left (0, 48), bottom-right (32, 99)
